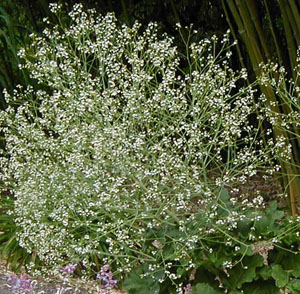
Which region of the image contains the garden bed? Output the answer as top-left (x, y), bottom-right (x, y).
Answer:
top-left (0, 259), bottom-right (126, 294)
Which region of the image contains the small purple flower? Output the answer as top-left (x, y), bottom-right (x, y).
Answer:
top-left (7, 273), bottom-right (36, 293)
top-left (184, 283), bottom-right (192, 294)
top-left (96, 264), bottom-right (117, 293)
top-left (60, 263), bottom-right (77, 275)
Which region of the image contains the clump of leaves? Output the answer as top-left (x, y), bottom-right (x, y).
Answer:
top-left (124, 200), bottom-right (300, 293)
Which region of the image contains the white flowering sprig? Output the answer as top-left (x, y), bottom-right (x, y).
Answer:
top-left (0, 2), bottom-right (281, 283)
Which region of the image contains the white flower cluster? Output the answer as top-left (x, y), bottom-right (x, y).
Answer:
top-left (0, 3), bottom-right (280, 276)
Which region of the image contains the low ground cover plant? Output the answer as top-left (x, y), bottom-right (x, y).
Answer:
top-left (1, 3), bottom-right (300, 294)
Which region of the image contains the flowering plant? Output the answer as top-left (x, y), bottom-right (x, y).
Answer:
top-left (0, 2), bottom-right (294, 293)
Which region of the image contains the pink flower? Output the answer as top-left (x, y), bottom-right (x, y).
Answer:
top-left (60, 263), bottom-right (77, 274)
top-left (96, 264), bottom-right (117, 293)
top-left (7, 274), bottom-right (36, 293)
top-left (184, 283), bottom-right (192, 294)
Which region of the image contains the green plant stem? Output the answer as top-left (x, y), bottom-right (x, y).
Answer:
top-left (221, 0), bottom-right (249, 82)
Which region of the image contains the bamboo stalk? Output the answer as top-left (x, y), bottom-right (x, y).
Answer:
top-left (288, 0), bottom-right (300, 46)
top-left (246, 0), bottom-right (271, 60)
top-left (226, 0), bottom-right (260, 74)
top-left (221, 0), bottom-right (249, 78)
top-left (277, 0), bottom-right (300, 165)
top-left (285, 1), bottom-right (300, 48)
top-left (263, 0), bottom-right (283, 67)
top-left (278, 0), bottom-right (297, 74)
top-left (235, 0), bottom-right (265, 64)
top-left (225, 0), bottom-right (300, 215)
top-left (120, 0), bottom-right (131, 26)
top-left (288, 173), bottom-right (298, 217)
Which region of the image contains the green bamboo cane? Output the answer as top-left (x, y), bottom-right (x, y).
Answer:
top-left (245, 0), bottom-right (271, 60)
top-left (221, 0), bottom-right (249, 79)
top-left (278, 0), bottom-right (297, 75)
top-left (235, 0), bottom-right (266, 64)
top-left (239, 0), bottom-right (300, 215)
top-left (120, 0), bottom-right (131, 26)
top-left (277, 0), bottom-right (300, 165)
top-left (226, 0), bottom-right (299, 216)
top-left (223, 0), bottom-right (275, 161)
top-left (285, 2), bottom-right (300, 48)
top-left (288, 0), bottom-right (300, 46)
top-left (226, 0), bottom-right (261, 75)
top-left (263, 0), bottom-right (284, 67)
top-left (226, 0), bottom-right (285, 167)
top-left (234, 0), bottom-right (282, 111)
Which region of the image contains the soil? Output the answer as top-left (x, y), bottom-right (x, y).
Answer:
top-left (226, 173), bottom-right (287, 206)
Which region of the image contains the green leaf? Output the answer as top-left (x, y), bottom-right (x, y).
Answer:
top-left (243, 280), bottom-right (280, 294)
top-left (237, 218), bottom-right (252, 236)
top-left (286, 279), bottom-right (300, 294)
top-left (163, 244), bottom-right (175, 260)
top-left (271, 264), bottom-right (289, 288)
top-left (219, 188), bottom-right (230, 202)
top-left (124, 264), bottom-right (162, 294)
top-left (257, 266), bottom-right (272, 280)
top-left (281, 253), bottom-right (300, 276)
top-left (216, 188), bottom-right (233, 217)
top-left (255, 201), bottom-right (284, 234)
top-left (191, 283), bottom-right (222, 294)
top-left (266, 201), bottom-right (284, 222)
top-left (176, 267), bottom-right (185, 277)
top-left (208, 246), bottom-right (231, 267)
top-left (228, 255), bottom-right (264, 289)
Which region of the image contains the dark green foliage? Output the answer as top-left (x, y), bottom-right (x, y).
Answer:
top-left (242, 281), bottom-right (280, 294)
top-left (123, 201), bottom-right (300, 293)
top-left (191, 283), bottom-right (222, 294)
top-left (227, 255), bottom-right (264, 289)
top-left (254, 201), bottom-right (285, 235)
top-left (0, 2), bottom-right (28, 108)
top-left (124, 264), bottom-right (164, 294)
